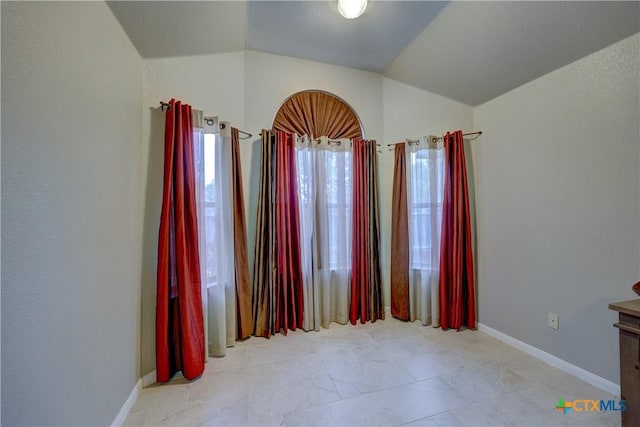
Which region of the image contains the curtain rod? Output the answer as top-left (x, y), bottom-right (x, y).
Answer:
top-left (204, 117), bottom-right (252, 139)
top-left (159, 101), bottom-right (252, 139)
top-left (258, 132), bottom-right (381, 152)
top-left (386, 131), bottom-right (483, 148)
top-left (258, 132), bottom-right (343, 144)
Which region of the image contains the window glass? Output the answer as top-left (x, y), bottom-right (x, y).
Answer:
top-left (409, 149), bottom-right (444, 270)
top-left (204, 133), bottom-right (217, 285)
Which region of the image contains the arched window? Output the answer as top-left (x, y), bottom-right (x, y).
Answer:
top-left (272, 90), bottom-right (364, 139)
top-left (254, 89), bottom-right (382, 336)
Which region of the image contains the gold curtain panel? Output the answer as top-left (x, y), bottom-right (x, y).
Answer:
top-left (273, 91), bottom-right (363, 139)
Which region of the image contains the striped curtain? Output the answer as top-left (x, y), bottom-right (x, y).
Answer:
top-left (252, 130), bottom-right (305, 337)
top-left (350, 137), bottom-right (384, 324)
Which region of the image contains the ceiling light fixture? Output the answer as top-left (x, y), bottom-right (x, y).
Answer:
top-left (337, 0), bottom-right (367, 19)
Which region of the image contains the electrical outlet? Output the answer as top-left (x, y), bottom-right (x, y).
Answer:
top-left (548, 313), bottom-right (559, 330)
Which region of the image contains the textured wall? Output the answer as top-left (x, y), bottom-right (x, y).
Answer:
top-left (473, 34), bottom-right (640, 384)
top-left (1, 2), bottom-right (143, 424)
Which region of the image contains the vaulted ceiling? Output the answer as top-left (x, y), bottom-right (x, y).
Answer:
top-left (107, 1), bottom-right (639, 106)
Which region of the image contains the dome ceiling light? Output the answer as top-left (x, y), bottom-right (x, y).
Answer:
top-left (337, 0), bottom-right (367, 19)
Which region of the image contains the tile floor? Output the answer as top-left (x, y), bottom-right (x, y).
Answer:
top-left (124, 317), bottom-right (620, 426)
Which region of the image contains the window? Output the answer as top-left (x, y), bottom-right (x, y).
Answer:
top-left (295, 144), bottom-right (352, 272)
top-left (203, 133), bottom-right (217, 286)
top-left (277, 90), bottom-right (362, 276)
top-left (409, 148), bottom-right (444, 270)
top-left (325, 150), bottom-right (352, 270)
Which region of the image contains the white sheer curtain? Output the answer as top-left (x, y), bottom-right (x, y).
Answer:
top-left (296, 136), bottom-right (352, 330)
top-left (406, 137), bottom-right (444, 326)
top-left (194, 116), bottom-right (236, 357)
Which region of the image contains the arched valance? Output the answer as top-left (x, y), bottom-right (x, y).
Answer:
top-left (272, 90), bottom-right (363, 139)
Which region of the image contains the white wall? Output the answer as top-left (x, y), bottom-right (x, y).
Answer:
top-left (244, 50), bottom-right (383, 139)
top-left (473, 34), bottom-right (640, 384)
top-left (383, 78), bottom-right (474, 144)
top-left (2, 2), bottom-right (143, 425)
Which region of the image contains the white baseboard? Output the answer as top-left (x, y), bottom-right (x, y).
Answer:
top-left (142, 369), bottom-right (156, 388)
top-left (111, 378), bottom-right (142, 427)
top-left (477, 323), bottom-right (620, 396)
top-left (112, 370), bottom-right (156, 426)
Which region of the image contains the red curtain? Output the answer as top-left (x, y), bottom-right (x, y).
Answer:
top-left (156, 99), bottom-right (205, 382)
top-left (350, 137), bottom-right (384, 324)
top-left (274, 131), bottom-right (305, 333)
top-left (439, 130), bottom-right (476, 330)
top-left (252, 130), bottom-right (304, 337)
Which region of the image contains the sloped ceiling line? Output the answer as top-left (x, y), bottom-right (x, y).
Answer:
top-left (107, 1), bottom-right (640, 106)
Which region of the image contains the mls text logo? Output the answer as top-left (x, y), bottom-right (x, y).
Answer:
top-left (555, 398), bottom-right (626, 414)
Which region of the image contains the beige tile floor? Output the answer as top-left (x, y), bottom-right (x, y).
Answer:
top-left (124, 317), bottom-right (620, 426)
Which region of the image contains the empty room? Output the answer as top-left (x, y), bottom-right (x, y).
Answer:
top-left (2, 1), bottom-right (639, 426)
